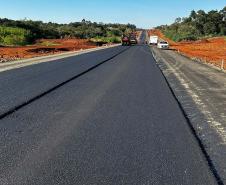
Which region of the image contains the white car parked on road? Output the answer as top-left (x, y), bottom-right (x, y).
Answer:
top-left (157, 41), bottom-right (169, 49)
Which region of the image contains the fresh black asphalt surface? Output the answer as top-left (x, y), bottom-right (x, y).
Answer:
top-left (0, 33), bottom-right (218, 184)
top-left (0, 46), bottom-right (126, 116)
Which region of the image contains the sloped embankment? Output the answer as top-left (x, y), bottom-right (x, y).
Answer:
top-left (148, 29), bottom-right (226, 69)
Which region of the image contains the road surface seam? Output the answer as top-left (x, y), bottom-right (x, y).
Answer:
top-left (151, 48), bottom-right (224, 185)
top-left (0, 46), bottom-right (130, 120)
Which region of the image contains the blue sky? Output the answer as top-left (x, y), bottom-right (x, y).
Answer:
top-left (0, 0), bottom-right (225, 28)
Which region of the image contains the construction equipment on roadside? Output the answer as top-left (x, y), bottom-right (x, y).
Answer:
top-left (121, 32), bottom-right (138, 46)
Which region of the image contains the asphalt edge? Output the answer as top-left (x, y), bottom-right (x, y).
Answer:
top-left (150, 46), bottom-right (224, 185)
top-left (0, 46), bottom-right (131, 120)
top-left (0, 44), bottom-right (121, 72)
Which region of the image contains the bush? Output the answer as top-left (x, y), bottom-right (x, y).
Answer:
top-left (220, 26), bottom-right (226, 35)
top-left (0, 26), bottom-right (30, 45)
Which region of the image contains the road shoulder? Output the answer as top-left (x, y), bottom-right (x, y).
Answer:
top-left (150, 46), bottom-right (226, 184)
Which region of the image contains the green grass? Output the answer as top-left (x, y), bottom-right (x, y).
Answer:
top-left (37, 41), bottom-right (60, 47)
top-left (163, 29), bottom-right (198, 42)
top-left (90, 36), bottom-right (121, 44)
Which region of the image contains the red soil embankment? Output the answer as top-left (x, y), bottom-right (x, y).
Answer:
top-left (148, 29), bottom-right (226, 69)
top-left (0, 39), bottom-right (96, 62)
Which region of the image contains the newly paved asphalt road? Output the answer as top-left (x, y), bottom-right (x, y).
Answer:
top-left (0, 34), bottom-right (218, 184)
top-left (0, 46), bottom-right (126, 116)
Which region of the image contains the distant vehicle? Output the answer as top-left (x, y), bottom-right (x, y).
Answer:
top-left (121, 33), bottom-right (137, 46)
top-left (129, 35), bottom-right (138, 45)
top-left (149, 36), bottom-right (158, 45)
top-left (121, 36), bottom-right (130, 46)
top-left (157, 41), bottom-right (169, 49)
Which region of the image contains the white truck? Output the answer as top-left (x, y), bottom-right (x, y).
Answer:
top-left (149, 36), bottom-right (158, 45)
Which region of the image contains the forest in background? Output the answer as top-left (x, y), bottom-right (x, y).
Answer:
top-left (0, 18), bottom-right (136, 46)
top-left (156, 6), bottom-right (226, 41)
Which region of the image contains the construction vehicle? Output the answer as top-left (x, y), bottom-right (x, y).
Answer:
top-left (121, 35), bottom-right (130, 46)
top-left (129, 34), bottom-right (138, 45)
top-left (121, 33), bottom-right (138, 46)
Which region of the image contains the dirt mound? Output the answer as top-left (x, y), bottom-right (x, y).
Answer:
top-left (27, 47), bottom-right (71, 54)
top-left (0, 39), bottom-right (97, 62)
top-left (195, 39), bottom-right (210, 44)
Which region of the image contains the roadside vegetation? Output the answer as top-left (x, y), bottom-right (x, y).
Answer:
top-left (0, 18), bottom-right (136, 46)
top-left (0, 26), bottom-right (31, 46)
top-left (156, 6), bottom-right (226, 42)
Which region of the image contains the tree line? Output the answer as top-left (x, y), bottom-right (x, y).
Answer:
top-left (156, 6), bottom-right (226, 41)
top-left (0, 18), bottom-right (136, 46)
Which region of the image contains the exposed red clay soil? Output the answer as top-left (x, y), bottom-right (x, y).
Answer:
top-left (148, 29), bottom-right (226, 69)
top-left (0, 39), bottom-right (97, 62)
